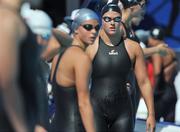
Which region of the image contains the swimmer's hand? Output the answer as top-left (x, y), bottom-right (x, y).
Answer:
top-left (146, 114), bottom-right (156, 132)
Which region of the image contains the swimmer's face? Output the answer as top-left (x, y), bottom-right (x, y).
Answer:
top-left (131, 0), bottom-right (146, 18)
top-left (75, 19), bottom-right (100, 45)
top-left (102, 11), bottom-right (121, 36)
top-left (131, 0), bottom-right (147, 26)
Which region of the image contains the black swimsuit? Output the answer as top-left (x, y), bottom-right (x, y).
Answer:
top-left (122, 22), bottom-right (141, 124)
top-left (122, 22), bottom-right (140, 43)
top-left (50, 46), bottom-right (85, 132)
top-left (154, 63), bottom-right (177, 122)
top-left (90, 38), bottom-right (133, 132)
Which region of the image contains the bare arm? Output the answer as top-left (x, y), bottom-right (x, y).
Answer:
top-left (133, 44), bottom-right (156, 132)
top-left (0, 10), bottom-right (27, 132)
top-left (41, 35), bottom-right (61, 61)
top-left (41, 29), bottom-right (73, 61)
top-left (143, 44), bottom-right (168, 58)
top-left (53, 29), bottom-right (72, 47)
top-left (75, 53), bottom-right (95, 132)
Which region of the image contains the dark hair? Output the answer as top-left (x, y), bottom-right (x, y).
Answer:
top-left (120, 0), bottom-right (147, 9)
top-left (101, 3), bottom-right (121, 16)
top-left (120, 0), bottom-right (139, 9)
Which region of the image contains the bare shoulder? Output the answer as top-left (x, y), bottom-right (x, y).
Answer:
top-left (124, 38), bottom-right (141, 48)
top-left (68, 46), bottom-right (91, 63)
top-left (123, 38), bottom-right (144, 61)
top-left (124, 38), bottom-right (143, 52)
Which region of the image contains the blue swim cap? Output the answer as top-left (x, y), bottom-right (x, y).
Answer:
top-left (71, 8), bottom-right (100, 31)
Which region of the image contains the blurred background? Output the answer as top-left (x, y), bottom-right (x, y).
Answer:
top-left (42, 0), bottom-right (180, 57)
top-left (138, 0), bottom-right (180, 66)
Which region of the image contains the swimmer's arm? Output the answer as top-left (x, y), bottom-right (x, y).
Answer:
top-left (75, 54), bottom-right (95, 132)
top-left (53, 28), bottom-right (72, 46)
top-left (41, 35), bottom-right (61, 61)
top-left (41, 29), bottom-right (73, 61)
top-left (143, 43), bottom-right (168, 58)
top-left (0, 12), bottom-right (28, 132)
top-left (134, 44), bottom-right (156, 132)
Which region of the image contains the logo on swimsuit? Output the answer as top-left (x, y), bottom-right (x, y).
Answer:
top-left (108, 49), bottom-right (118, 55)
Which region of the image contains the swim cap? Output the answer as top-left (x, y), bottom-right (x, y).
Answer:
top-left (150, 27), bottom-right (165, 40)
top-left (63, 9), bottom-right (80, 32)
top-left (64, 9), bottom-right (80, 22)
top-left (21, 8), bottom-right (53, 36)
top-left (101, 3), bottom-right (121, 16)
top-left (92, 0), bottom-right (119, 13)
top-left (71, 8), bottom-right (100, 31)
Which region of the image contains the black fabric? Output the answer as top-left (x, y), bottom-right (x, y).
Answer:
top-left (154, 83), bottom-right (177, 122)
top-left (126, 70), bottom-right (140, 127)
top-left (49, 46), bottom-right (85, 132)
top-left (154, 70), bottom-right (166, 97)
top-left (90, 37), bottom-right (133, 131)
top-left (122, 22), bottom-right (140, 43)
top-left (18, 22), bottom-right (42, 131)
top-left (36, 60), bottom-right (49, 130)
top-left (122, 21), bottom-right (141, 127)
top-left (154, 68), bottom-right (177, 122)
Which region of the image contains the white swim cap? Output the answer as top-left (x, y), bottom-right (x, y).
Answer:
top-left (21, 6), bottom-right (53, 36)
